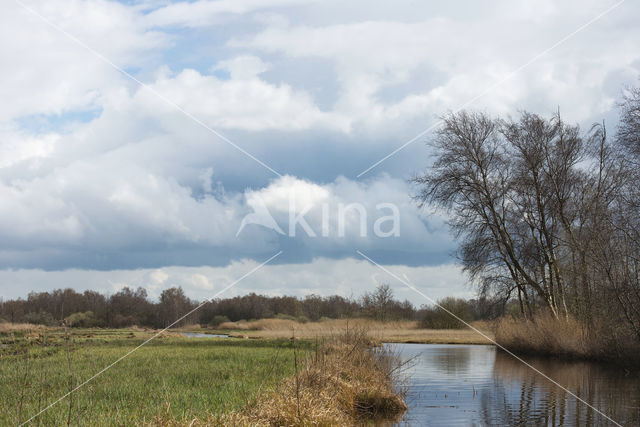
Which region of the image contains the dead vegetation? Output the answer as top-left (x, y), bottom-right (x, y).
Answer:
top-left (216, 318), bottom-right (493, 344)
top-left (494, 313), bottom-right (640, 364)
top-left (218, 317), bottom-right (413, 332)
top-left (0, 322), bottom-right (51, 333)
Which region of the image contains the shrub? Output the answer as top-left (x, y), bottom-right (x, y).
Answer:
top-left (65, 311), bottom-right (96, 327)
top-left (22, 311), bottom-right (56, 326)
top-left (208, 315), bottom-right (230, 328)
top-left (419, 297), bottom-right (473, 329)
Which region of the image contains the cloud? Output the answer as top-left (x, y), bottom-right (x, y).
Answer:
top-left (0, 170), bottom-right (454, 269)
top-left (2, 0), bottom-right (639, 297)
top-left (2, 0), bottom-right (168, 122)
top-left (142, 0), bottom-right (319, 29)
top-left (0, 258), bottom-right (470, 303)
top-left (237, 0), bottom-right (639, 130)
top-left (137, 68), bottom-right (346, 131)
top-left (214, 55), bottom-right (271, 80)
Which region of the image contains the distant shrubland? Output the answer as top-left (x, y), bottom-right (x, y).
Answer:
top-left (0, 284), bottom-right (503, 330)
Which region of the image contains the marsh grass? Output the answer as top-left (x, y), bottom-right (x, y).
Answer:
top-left (0, 323), bottom-right (49, 333)
top-left (215, 318), bottom-right (493, 344)
top-left (0, 328), bottom-right (310, 425)
top-left (217, 318), bottom-right (416, 331)
top-left (494, 313), bottom-right (640, 364)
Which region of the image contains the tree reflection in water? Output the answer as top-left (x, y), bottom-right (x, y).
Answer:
top-left (392, 344), bottom-right (640, 426)
top-left (485, 351), bottom-right (640, 426)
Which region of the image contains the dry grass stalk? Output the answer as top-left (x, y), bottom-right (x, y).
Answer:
top-left (217, 318), bottom-right (492, 344)
top-left (491, 312), bottom-right (640, 362)
top-left (495, 313), bottom-right (588, 357)
top-left (0, 323), bottom-right (50, 333)
top-left (218, 318), bottom-right (416, 332)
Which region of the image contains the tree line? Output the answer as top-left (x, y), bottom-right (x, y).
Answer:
top-left (0, 284), bottom-right (502, 329)
top-left (412, 83), bottom-right (640, 342)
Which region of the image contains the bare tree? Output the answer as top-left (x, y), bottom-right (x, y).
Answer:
top-left (617, 84), bottom-right (640, 161)
top-left (412, 107), bottom-right (638, 340)
top-left (361, 284), bottom-right (395, 321)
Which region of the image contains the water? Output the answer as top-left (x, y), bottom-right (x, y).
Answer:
top-left (390, 344), bottom-right (640, 426)
top-left (182, 332), bottom-right (228, 338)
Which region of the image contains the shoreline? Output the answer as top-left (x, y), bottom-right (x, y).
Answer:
top-left (182, 318), bottom-right (496, 345)
top-left (221, 333), bottom-right (495, 345)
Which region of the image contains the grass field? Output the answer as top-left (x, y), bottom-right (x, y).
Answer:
top-left (0, 328), bottom-right (310, 425)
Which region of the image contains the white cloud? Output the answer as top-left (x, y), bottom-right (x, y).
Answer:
top-left (237, 0), bottom-right (639, 129)
top-left (0, 126), bottom-right (58, 168)
top-left (1, 0), bottom-right (168, 122)
top-left (214, 55), bottom-right (271, 80)
top-left (142, 0), bottom-right (319, 28)
top-left (136, 68), bottom-right (346, 131)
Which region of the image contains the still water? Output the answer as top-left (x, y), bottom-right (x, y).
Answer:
top-left (182, 332), bottom-right (228, 338)
top-left (390, 344), bottom-right (640, 426)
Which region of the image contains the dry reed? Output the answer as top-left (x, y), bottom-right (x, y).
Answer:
top-left (216, 318), bottom-right (492, 344)
top-left (494, 313), bottom-right (640, 363)
top-left (0, 323), bottom-right (50, 333)
top-left (495, 313), bottom-right (588, 357)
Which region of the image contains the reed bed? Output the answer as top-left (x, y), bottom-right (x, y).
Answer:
top-left (0, 322), bottom-right (51, 333)
top-left (218, 318), bottom-right (416, 331)
top-left (216, 318), bottom-right (492, 344)
top-left (494, 313), bottom-right (640, 363)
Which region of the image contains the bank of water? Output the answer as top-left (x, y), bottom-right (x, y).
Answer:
top-left (389, 343), bottom-right (640, 426)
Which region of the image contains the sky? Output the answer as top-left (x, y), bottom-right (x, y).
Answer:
top-left (1, 0), bottom-right (639, 303)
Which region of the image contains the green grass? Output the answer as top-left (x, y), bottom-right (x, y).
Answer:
top-left (0, 328), bottom-right (311, 425)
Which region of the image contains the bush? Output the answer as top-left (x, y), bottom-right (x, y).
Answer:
top-left (22, 311), bottom-right (56, 326)
top-left (65, 311), bottom-right (96, 327)
top-left (208, 315), bottom-right (230, 328)
top-left (419, 297), bottom-right (473, 329)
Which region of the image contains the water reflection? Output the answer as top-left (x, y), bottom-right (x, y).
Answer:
top-left (182, 332), bottom-right (228, 338)
top-left (391, 344), bottom-right (640, 426)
